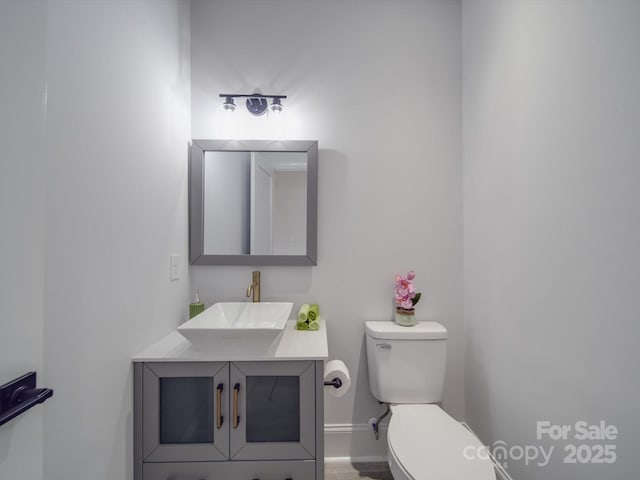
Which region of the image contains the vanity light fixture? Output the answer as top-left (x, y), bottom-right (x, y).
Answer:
top-left (219, 93), bottom-right (286, 116)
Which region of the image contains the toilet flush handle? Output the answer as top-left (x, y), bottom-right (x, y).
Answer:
top-left (376, 343), bottom-right (391, 350)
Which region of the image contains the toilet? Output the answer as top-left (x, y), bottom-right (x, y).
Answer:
top-left (365, 321), bottom-right (495, 480)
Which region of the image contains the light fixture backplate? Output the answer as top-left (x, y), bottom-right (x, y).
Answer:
top-left (246, 97), bottom-right (268, 116)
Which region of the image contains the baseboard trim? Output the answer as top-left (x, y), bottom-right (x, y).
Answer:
top-left (324, 456), bottom-right (389, 464)
top-left (324, 423), bottom-right (388, 463)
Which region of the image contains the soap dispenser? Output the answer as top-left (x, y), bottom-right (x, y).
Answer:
top-left (189, 291), bottom-right (205, 319)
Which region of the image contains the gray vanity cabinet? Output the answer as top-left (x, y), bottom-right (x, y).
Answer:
top-left (134, 360), bottom-right (323, 480)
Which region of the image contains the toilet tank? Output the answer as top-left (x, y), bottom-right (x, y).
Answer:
top-left (365, 321), bottom-right (447, 404)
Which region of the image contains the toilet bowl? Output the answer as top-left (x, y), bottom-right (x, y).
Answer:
top-left (387, 404), bottom-right (494, 480)
top-left (365, 321), bottom-right (495, 480)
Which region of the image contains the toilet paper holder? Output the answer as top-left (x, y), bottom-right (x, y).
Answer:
top-left (323, 359), bottom-right (350, 398)
top-left (324, 378), bottom-right (343, 389)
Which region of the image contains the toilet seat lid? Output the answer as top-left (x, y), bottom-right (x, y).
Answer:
top-left (388, 405), bottom-right (495, 480)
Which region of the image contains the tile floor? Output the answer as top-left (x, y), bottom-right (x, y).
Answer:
top-left (325, 462), bottom-right (393, 480)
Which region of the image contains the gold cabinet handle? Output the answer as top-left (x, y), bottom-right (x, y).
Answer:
top-left (233, 383), bottom-right (240, 429)
top-left (216, 383), bottom-right (224, 429)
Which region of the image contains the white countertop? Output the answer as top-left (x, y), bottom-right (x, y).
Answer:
top-left (133, 319), bottom-right (328, 362)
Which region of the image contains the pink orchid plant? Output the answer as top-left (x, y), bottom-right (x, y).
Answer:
top-left (394, 271), bottom-right (422, 310)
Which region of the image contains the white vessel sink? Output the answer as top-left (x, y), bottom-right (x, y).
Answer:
top-left (177, 302), bottom-right (293, 352)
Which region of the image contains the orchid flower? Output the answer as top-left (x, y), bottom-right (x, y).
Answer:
top-left (394, 271), bottom-right (421, 309)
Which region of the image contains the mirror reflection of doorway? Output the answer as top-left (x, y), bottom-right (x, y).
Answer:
top-left (251, 152), bottom-right (307, 255)
top-left (251, 155), bottom-right (273, 255)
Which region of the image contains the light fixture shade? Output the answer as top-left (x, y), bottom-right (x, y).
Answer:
top-left (270, 98), bottom-right (284, 114)
top-left (222, 96), bottom-right (236, 112)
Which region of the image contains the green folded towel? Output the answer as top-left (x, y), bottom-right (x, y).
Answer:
top-left (298, 304), bottom-right (310, 322)
top-left (296, 304), bottom-right (320, 331)
top-left (308, 304), bottom-right (319, 321)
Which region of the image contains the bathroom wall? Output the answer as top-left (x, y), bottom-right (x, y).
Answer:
top-left (0, 2), bottom-right (47, 479)
top-left (190, 0), bottom-right (463, 458)
top-left (41, 1), bottom-right (191, 479)
top-left (463, 1), bottom-right (640, 478)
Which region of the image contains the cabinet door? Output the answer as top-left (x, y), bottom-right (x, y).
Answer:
top-left (229, 361), bottom-right (315, 460)
top-left (142, 362), bottom-right (229, 462)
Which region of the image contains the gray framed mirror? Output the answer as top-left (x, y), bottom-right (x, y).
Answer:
top-left (189, 140), bottom-right (318, 266)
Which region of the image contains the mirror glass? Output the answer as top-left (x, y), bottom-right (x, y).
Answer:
top-left (190, 140), bottom-right (317, 266)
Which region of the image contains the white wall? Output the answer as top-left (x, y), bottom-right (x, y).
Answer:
top-left (191, 0), bottom-right (463, 458)
top-left (42, 1), bottom-right (191, 479)
top-left (463, 1), bottom-right (640, 478)
top-left (0, 2), bottom-right (47, 479)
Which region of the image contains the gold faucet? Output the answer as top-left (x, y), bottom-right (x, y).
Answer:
top-left (245, 271), bottom-right (261, 302)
